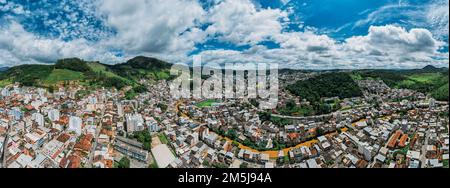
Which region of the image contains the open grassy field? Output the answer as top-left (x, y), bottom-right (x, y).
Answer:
top-left (0, 56), bottom-right (173, 90)
top-left (354, 69), bottom-right (449, 101)
top-left (396, 72), bottom-right (449, 101)
top-left (196, 99), bottom-right (218, 108)
top-left (87, 62), bottom-right (133, 83)
top-left (153, 70), bottom-right (170, 80)
top-left (43, 69), bottom-right (85, 85)
top-left (87, 62), bottom-right (110, 73)
top-left (350, 73), bottom-right (363, 81)
top-left (398, 79), bottom-right (417, 87)
top-left (409, 73), bottom-right (442, 82)
top-left (0, 79), bottom-right (12, 87)
top-left (397, 73), bottom-right (441, 87)
top-left (407, 73), bottom-right (442, 83)
top-left (158, 133), bottom-right (169, 145)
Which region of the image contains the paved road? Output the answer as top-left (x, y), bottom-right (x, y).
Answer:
top-left (270, 104), bottom-right (372, 121)
top-left (1, 123), bottom-right (11, 168)
top-left (271, 113), bottom-right (333, 120)
top-left (86, 107), bottom-right (106, 168)
top-left (420, 132), bottom-right (430, 168)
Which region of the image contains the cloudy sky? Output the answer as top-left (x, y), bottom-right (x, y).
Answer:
top-left (0, 0), bottom-right (448, 69)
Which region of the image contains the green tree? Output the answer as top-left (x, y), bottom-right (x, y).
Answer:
top-left (117, 157), bottom-right (130, 168)
top-left (283, 156), bottom-right (290, 164)
top-left (48, 85), bottom-right (55, 93)
top-left (149, 162), bottom-right (158, 168)
top-left (258, 111), bottom-right (271, 122)
top-left (232, 141), bottom-right (240, 147)
top-left (202, 160), bottom-right (210, 167)
top-left (316, 128), bottom-right (325, 137)
top-left (226, 129), bottom-right (238, 140)
top-left (157, 103), bottom-right (168, 112)
top-left (143, 142), bottom-right (152, 151)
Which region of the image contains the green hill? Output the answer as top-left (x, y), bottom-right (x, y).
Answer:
top-left (421, 65), bottom-right (447, 72)
top-left (110, 56), bottom-right (172, 81)
top-left (432, 84), bottom-right (449, 101)
top-left (355, 67), bottom-right (449, 101)
top-left (283, 72), bottom-right (363, 115)
top-left (288, 72), bottom-right (363, 104)
top-left (55, 58), bottom-right (92, 72)
top-left (0, 56), bottom-right (172, 90)
top-left (0, 64), bottom-right (55, 87)
top-left (0, 67), bottom-right (9, 72)
top-left (43, 69), bottom-right (85, 85)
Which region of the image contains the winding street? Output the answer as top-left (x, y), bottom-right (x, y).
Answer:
top-left (1, 123), bottom-right (11, 168)
top-left (420, 132), bottom-right (430, 168)
top-left (175, 100), bottom-right (343, 158)
top-left (86, 107), bottom-right (106, 168)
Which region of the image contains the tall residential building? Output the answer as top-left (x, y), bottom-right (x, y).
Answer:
top-left (429, 98), bottom-right (436, 109)
top-left (125, 113), bottom-right (144, 133)
top-left (1, 88), bottom-right (10, 97)
top-left (192, 132), bottom-right (199, 146)
top-left (12, 86), bottom-right (21, 94)
top-left (31, 100), bottom-right (43, 110)
top-left (148, 122), bottom-right (159, 133)
top-left (9, 107), bottom-right (22, 121)
top-left (32, 112), bottom-right (45, 127)
top-left (200, 127), bottom-right (209, 140)
top-left (48, 109), bottom-right (60, 122)
top-left (68, 116), bottom-right (82, 136)
top-left (146, 117), bottom-right (159, 132)
top-left (24, 94), bottom-right (32, 104)
top-left (37, 88), bottom-right (46, 97)
top-left (117, 103), bottom-right (124, 117)
top-left (88, 96), bottom-right (97, 104)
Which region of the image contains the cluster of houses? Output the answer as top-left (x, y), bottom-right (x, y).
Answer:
top-left (0, 75), bottom-right (448, 169)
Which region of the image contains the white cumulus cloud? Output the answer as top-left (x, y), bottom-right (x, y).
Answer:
top-left (0, 22), bottom-right (121, 67)
top-left (204, 0), bottom-right (288, 45)
top-left (97, 0), bottom-right (205, 54)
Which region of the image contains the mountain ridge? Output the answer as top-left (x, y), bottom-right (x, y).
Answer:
top-left (1, 58), bottom-right (448, 102)
top-left (0, 56), bottom-right (172, 89)
top-left (0, 67), bottom-right (9, 72)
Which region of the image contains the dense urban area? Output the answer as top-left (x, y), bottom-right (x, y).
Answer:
top-left (0, 57), bottom-right (448, 168)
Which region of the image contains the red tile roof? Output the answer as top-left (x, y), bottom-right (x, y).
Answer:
top-left (398, 134), bottom-right (409, 148)
top-left (388, 130), bottom-right (403, 148)
top-left (66, 155), bottom-right (81, 168)
top-left (74, 134), bottom-right (93, 152)
top-left (56, 133), bottom-right (71, 143)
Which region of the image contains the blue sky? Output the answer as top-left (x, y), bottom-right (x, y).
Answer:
top-left (0, 0), bottom-right (448, 69)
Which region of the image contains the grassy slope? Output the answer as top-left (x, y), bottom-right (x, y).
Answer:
top-left (43, 69), bottom-right (85, 85)
top-left (432, 83), bottom-right (449, 101)
top-left (196, 99), bottom-right (218, 108)
top-left (0, 57), bottom-right (172, 90)
top-left (87, 62), bottom-right (134, 85)
top-left (288, 72), bottom-right (363, 103)
top-left (357, 70), bottom-right (449, 101)
top-left (398, 73), bottom-right (442, 87)
top-left (409, 73), bottom-right (442, 82)
top-left (398, 72), bottom-right (448, 101)
top-left (0, 64), bottom-right (54, 87)
top-left (110, 56), bottom-right (172, 82)
top-left (281, 72), bottom-right (362, 116)
top-left (88, 62), bottom-right (119, 78)
top-left (0, 79), bottom-right (12, 87)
